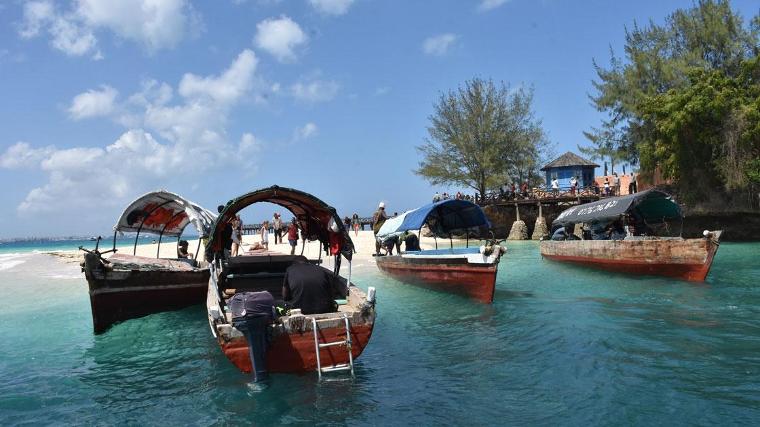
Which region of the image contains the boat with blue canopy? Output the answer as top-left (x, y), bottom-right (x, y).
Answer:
top-left (375, 199), bottom-right (505, 303)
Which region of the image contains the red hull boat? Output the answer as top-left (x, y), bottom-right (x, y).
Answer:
top-left (373, 199), bottom-right (505, 303)
top-left (540, 232), bottom-right (721, 281)
top-left (205, 186), bottom-right (375, 379)
top-left (375, 250), bottom-right (502, 303)
top-left (542, 189), bottom-right (722, 281)
top-left (208, 278), bottom-right (375, 373)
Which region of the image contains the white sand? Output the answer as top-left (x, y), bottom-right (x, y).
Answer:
top-left (51, 229), bottom-right (478, 272)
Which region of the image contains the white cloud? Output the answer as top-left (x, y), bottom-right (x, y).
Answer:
top-left (254, 16), bottom-right (307, 63)
top-left (179, 50), bottom-right (258, 105)
top-left (76, 0), bottom-right (197, 52)
top-left (478, 0), bottom-right (510, 12)
top-left (294, 122), bottom-right (318, 140)
top-left (422, 33), bottom-right (458, 56)
top-left (290, 78), bottom-right (339, 103)
top-left (5, 50), bottom-right (262, 214)
top-left (374, 86), bottom-right (390, 96)
top-left (68, 85), bottom-right (118, 120)
top-left (18, 1), bottom-right (55, 38)
top-left (308, 0), bottom-right (354, 16)
top-left (18, 0), bottom-right (197, 58)
top-left (0, 142), bottom-right (55, 169)
top-left (19, 0), bottom-right (99, 57)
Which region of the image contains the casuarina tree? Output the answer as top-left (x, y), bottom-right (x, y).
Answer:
top-left (415, 78), bottom-right (551, 198)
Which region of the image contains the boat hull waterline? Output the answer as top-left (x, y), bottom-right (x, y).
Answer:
top-left (83, 254), bottom-right (208, 333)
top-left (539, 232), bottom-right (722, 281)
top-left (375, 254), bottom-right (500, 303)
top-left (208, 283), bottom-right (375, 374)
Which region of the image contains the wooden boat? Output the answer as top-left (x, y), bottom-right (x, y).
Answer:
top-left (539, 189), bottom-right (722, 281)
top-left (81, 190), bottom-right (216, 333)
top-left (374, 199), bottom-right (506, 303)
top-left (205, 186), bottom-right (376, 378)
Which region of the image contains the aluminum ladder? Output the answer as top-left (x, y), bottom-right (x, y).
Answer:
top-left (310, 314), bottom-right (355, 380)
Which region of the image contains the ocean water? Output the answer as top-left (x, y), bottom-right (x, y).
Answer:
top-left (1, 242), bottom-right (759, 425)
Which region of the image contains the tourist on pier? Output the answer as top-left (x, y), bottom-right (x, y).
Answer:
top-left (628, 172), bottom-right (638, 194)
top-left (372, 202), bottom-right (388, 255)
top-left (287, 218), bottom-right (299, 255)
top-left (351, 213), bottom-right (360, 236)
top-left (604, 178), bottom-right (611, 196)
top-left (613, 173), bottom-right (621, 196)
top-left (570, 176), bottom-right (578, 195)
top-left (593, 180), bottom-right (600, 195)
top-left (551, 178), bottom-right (559, 196)
top-left (273, 213), bottom-right (283, 245)
top-left (521, 181), bottom-right (529, 198)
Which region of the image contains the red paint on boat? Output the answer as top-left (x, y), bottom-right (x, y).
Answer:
top-left (376, 257), bottom-right (498, 303)
top-left (539, 232), bottom-right (721, 282)
top-left (221, 323), bottom-right (374, 373)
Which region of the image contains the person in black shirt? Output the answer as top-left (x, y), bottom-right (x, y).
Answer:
top-left (282, 260), bottom-right (344, 314)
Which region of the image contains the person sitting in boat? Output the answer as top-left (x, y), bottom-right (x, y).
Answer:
top-left (177, 240), bottom-right (193, 259)
top-left (606, 220), bottom-right (626, 240)
top-left (400, 231), bottom-right (421, 252)
top-left (282, 259), bottom-right (343, 315)
top-left (551, 224), bottom-right (570, 241)
top-left (551, 223), bottom-right (580, 241)
top-left (383, 235), bottom-right (400, 255)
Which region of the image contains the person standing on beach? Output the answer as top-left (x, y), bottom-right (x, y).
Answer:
top-left (351, 213), bottom-right (360, 236)
top-left (372, 202), bottom-right (388, 255)
top-left (273, 213), bottom-right (283, 245)
top-left (287, 218), bottom-right (299, 255)
top-left (231, 216), bottom-right (242, 256)
top-left (217, 205), bottom-right (234, 258)
top-left (260, 220), bottom-right (270, 250)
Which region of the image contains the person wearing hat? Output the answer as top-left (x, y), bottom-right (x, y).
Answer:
top-left (372, 202), bottom-right (388, 255)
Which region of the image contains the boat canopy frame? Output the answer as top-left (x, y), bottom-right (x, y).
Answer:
top-left (206, 185), bottom-right (354, 263)
top-left (111, 190), bottom-right (217, 260)
top-left (552, 189), bottom-right (682, 230)
top-left (377, 199), bottom-right (491, 246)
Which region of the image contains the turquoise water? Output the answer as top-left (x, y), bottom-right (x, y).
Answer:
top-left (1, 242), bottom-right (759, 425)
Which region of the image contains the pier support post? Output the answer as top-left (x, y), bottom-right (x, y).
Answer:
top-left (531, 202), bottom-right (548, 240)
top-left (508, 203), bottom-right (528, 240)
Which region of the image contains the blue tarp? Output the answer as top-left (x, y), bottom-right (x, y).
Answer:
top-left (377, 199), bottom-right (491, 240)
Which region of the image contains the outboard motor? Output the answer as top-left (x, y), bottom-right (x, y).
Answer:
top-left (228, 291), bottom-right (275, 382)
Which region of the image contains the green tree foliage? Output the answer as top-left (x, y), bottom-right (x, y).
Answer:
top-left (416, 78), bottom-right (551, 197)
top-left (642, 57), bottom-right (760, 203)
top-left (586, 0), bottom-right (760, 204)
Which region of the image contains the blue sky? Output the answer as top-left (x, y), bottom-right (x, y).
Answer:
top-left (1, 0), bottom-right (758, 238)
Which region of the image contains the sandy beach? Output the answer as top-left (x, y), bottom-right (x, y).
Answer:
top-left (49, 229), bottom-right (475, 274)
